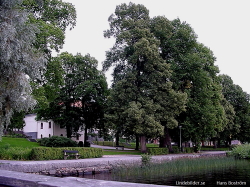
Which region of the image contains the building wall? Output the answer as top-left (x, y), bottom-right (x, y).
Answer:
top-left (23, 114), bottom-right (84, 142)
top-left (37, 120), bottom-right (54, 139)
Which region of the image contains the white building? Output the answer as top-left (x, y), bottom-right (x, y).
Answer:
top-left (23, 114), bottom-right (84, 142)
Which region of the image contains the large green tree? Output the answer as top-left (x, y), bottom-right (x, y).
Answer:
top-left (219, 74), bottom-right (250, 142)
top-left (0, 0), bottom-right (76, 140)
top-left (36, 52), bottom-right (108, 143)
top-left (103, 3), bottom-right (186, 152)
top-left (0, 0), bottom-right (45, 139)
top-left (151, 17), bottom-right (226, 145)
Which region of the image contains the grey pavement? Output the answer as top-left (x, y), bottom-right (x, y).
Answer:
top-left (0, 146), bottom-right (227, 187)
top-left (91, 144), bottom-right (134, 150)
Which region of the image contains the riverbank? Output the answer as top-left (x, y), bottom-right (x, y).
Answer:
top-left (0, 151), bottom-right (226, 187)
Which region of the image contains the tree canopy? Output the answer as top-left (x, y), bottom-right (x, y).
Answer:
top-left (0, 0), bottom-right (76, 140)
top-left (36, 52), bottom-right (108, 142)
top-left (103, 3), bottom-right (187, 152)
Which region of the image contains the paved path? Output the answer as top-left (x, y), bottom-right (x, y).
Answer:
top-left (0, 148), bottom-right (227, 187)
top-left (91, 144), bottom-right (134, 150)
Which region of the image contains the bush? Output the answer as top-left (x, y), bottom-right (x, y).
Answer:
top-left (30, 147), bottom-right (103, 160)
top-left (141, 153), bottom-right (152, 166)
top-left (0, 147), bottom-right (32, 160)
top-left (147, 147), bottom-right (169, 155)
top-left (227, 143), bottom-right (250, 159)
top-left (183, 147), bottom-right (194, 153)
top-left (172, 146), bottom-right (180, 153)
top-left (37, 136), bottom-right (78, 147)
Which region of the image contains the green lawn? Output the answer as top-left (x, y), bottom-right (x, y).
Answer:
top-left (0, 137), bottom-right (40, 148)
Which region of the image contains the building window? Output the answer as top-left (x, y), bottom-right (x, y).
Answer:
top-left (49, 122), bottom-right (51, 128)
top-left (41, 134), bottom-right (43, 138)
top-left (60, 134), bottom-right (63, 136)
top-left (41, 123), bottom-right (43, 129)
top-left (76, 134), bottom-right (79, 140)
top-left (49, 134), bottom-right (51, 137)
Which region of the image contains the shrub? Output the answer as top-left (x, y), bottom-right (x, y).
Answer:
top-left (183, 147), bottom-right (194, 153)
top-left (0, 147), bottom-right (32, 160)
top-left (141, 153), bottom-right (152, 166)
top-left (147, 147), bottom-right (169, 155)
top-left (37, 136), bottom-right (78, 147)
top-left (30, 147), bottom-right (103, 160)
top-left (172, 146), bottom-right (180, 153)
top-left (227, 143), bottom-right (250, 159)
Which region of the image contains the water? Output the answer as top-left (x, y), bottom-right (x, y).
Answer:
top-left (79, 159), bottom-right (250, 186)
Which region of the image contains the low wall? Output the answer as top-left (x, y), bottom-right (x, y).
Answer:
top-left (0, 152), bottom-right (226, 177)
top-left (0, 152), bottom-right (226, 186)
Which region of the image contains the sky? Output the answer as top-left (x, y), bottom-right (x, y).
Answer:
top-left (60, 0), bottom-right (250, 93)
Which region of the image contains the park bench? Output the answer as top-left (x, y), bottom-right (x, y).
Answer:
top-left (63, 150), bottom-right (80, 160)
top-left (115, 146), bottom-right (124, 150)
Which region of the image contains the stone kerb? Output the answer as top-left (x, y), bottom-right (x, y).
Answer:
top-left (0, 152), bottom-right (226, 176)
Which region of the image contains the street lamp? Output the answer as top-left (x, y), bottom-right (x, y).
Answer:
top-left (179, 126), bottom-right (182, 152)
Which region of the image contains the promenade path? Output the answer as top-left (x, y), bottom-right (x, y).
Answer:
top-left (0, 145), bottom-right (227, 187)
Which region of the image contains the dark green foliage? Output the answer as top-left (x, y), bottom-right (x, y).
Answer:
top-left (227, 143), bottom-right (250, 159)
top-left (141, 153), bottom-right (152, 166)
top-left (182, 147), bottom-right (194, 153)
top-left (78, 141), bottom-right (84, 147)
top-left (219, 75), bottom-right (250, 142)
top-left (36, 52), bottom-right (108, 140)
top-left (37, 136), bottom-right (78, 147)
top-left (147, 148), bottom-right (169, 155)
top-left (172, 146), bottom-right (180, 154)
top-left (30, 147), bottom-right (103, 160)
top-left (103, 2), bottom-right (186, 153)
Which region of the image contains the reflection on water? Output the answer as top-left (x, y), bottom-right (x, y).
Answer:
top-left (80, 159), bottom-right (250, 186)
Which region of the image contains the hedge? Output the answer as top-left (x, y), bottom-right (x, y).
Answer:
top-left (30, 147), bottom-right (103, 160)
top-left (0, 147), bottom-right (32, 160)
top-left (147, 147), bottom-right (169, 155)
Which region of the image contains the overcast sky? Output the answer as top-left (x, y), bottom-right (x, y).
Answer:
top-left (60, 0), bottom-right (250, 93)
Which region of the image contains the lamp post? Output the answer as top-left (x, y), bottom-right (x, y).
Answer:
top-left (179, 126), bottom-right (182, 152)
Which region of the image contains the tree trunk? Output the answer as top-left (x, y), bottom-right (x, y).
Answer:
top-left (159, 126), bottom-right (173, 153)
top-left (66, 125), bottom-right (72, 138)
top-left (217, 138), bottom-right (221, 148)
top-left (213, 139), bottom-right (217, 149)
top-left (115, 131), bottom-right (120, 146)
top-left (84, 126), bottom-right (88, 146)
top-left (159, 136), bottom-right (166, 147)
top-left (165, 127), bottom-right (173, 153)
top-left (135, 135), bottom-right (139, 150)
top-left (140, 135), bottom-right (147, 153)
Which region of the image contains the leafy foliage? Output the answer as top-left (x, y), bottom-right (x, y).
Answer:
top-left (103, 2), bottom-right (186, 152)
top-left (0, 0), bottom-right (76, 140)
top-left (37, 136), bottom-right (78, 147)
top-left (30, 147), bottom-right (103, 160)
top-left (0, 0), bottom-right (46, 138)
top-left (228, 143), bottom-right (250, 159)
top-left (35, 52), bottom-right (108, 140)
top-left (220, 75), bottom-right (250, 142)
top-left (147, 148), bottom-right (169, 155)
